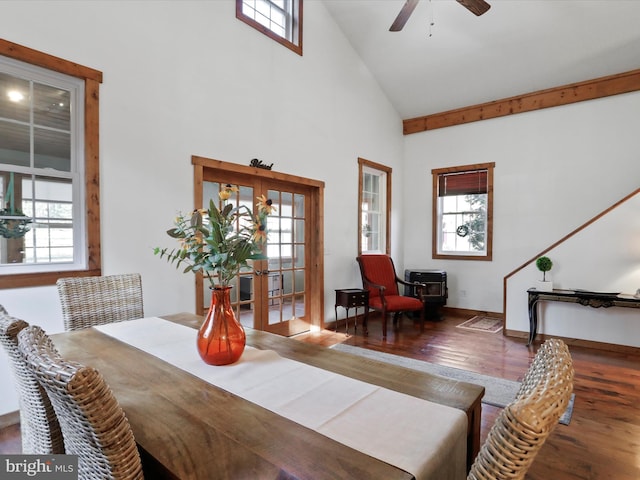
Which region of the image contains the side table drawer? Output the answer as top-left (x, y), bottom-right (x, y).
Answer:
top-left (348, 294), bottom-right (367, 306)
top-left (336, 289), bottom-right (369, 308)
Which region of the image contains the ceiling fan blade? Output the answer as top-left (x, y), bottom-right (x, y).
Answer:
top-left (389, 0), bottom-right (420, 32)
top-left (456, 0), bottom-right (491, 16)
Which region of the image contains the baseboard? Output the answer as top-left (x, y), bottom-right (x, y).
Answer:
top-left (0, 410), bottom-right (19, 429)
top-left (504, 328), bottom-right (640, 355)
top-left (324, 306), bottom-right (504, 330)
top-left (441, 306), bottom-right (504, 320)
top-left (329, 313), bottom-right (367, 332)
top-left (328, 307), bottom-right (504, 330)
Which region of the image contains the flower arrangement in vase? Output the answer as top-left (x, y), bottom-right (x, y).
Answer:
top-left (155, 184), bottom-right (275, 365)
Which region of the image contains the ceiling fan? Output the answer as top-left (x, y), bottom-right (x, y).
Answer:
top-left (390, 0), bottom-right (491, 31)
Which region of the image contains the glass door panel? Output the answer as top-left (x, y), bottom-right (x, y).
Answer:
top-left (201, 180), bottom-right (259, 331)
top-left (201, 175), bottom-right (311, 336)
top-left (261, 186), bottom-right (310, 336)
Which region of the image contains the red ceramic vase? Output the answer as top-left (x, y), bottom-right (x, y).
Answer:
top-left (197, 286), bottom-right (246, 365)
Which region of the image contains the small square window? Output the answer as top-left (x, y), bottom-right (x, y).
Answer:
top-left (237, 0), bottom-right (303, 56)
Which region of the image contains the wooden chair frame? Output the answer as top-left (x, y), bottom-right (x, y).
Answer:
top-left (356, 255), bottom-right (426, 337)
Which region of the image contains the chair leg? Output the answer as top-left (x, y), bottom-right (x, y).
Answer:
top-left (382, 309), bottom-right (388, 338)
top-left (419, 306), bottom-right (425, 332)
top-left (394, 312), bottom-right (402, 330)
top-left (363, 306), bottom-right (369, 336)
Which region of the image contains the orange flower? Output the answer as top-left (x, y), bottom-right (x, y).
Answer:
top-left (157, 191), bottom-right (274, 289)
top-left (219, 184), bottom-right (239, 201)
top-left (252, 218), bottom-right (268, 243)
top-left (256, 195), bottom-right (276, 215)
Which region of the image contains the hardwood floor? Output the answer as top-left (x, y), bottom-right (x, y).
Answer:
top-left (297, 312), bottom-right (640, 480)
top-left (2, 312), bottom-right (639, 479)
top-left (0, 422), bottom-right (20, 454)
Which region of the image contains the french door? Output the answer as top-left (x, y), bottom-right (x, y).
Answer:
top-left (194, 157), bottom-right (323, 336)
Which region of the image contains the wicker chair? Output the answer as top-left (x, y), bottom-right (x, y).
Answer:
top-left (17, 325), bottom-right (144, 480)
top-left (515, 338), bottom-right (575, 427)
top-left (468, 338), bottom-right (574, 480)
top-left (0, 310), bottom-right (64, 454)
top-left (56, 273), bottom-right (144, 331)
top-left (517, 338), bottom-right (571, 398)
top-left (356, 254), bottom-right (425, 337)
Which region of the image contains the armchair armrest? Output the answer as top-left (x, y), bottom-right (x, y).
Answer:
top-left (397, 278), bottom-right (425, 292)
top-left (361, 275), bottom-right (386, 297)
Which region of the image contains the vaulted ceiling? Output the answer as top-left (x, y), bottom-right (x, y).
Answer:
top-left (323, 0), bottom-right (640, 120)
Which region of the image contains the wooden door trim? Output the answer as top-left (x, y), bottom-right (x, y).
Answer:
top-left (192, 156), bottom-right (325, 331)
top-left (192, 156), bottom-right (324, 188)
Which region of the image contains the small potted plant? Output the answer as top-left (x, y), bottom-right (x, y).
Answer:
top-left (535, 256), bottom-right (553, 292)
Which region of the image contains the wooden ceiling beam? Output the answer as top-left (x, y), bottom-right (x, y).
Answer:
top-left (403, 68), bottom-right (640, 135)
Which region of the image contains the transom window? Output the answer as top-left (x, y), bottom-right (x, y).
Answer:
top-left (432, 163), bottom-right (494, 261)
top-left (237, 0), bottom-right (303, 56)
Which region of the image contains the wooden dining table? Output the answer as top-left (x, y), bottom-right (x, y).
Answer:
top-left (52, 313), bottom-right (484, 480)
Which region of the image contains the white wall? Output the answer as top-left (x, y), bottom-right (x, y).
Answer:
top-left (403, 92), bottom-right (640, 335)
top-left (0, 0), bottom-right (404, 415)
top-left (507, 193), bottom-right (640, 346)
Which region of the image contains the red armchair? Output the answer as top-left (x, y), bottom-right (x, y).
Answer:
top-left (356, 255), bottom-right (425, 338)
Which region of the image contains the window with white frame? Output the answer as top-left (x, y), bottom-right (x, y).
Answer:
top-left (237, 0), bottom-right (303, 55)
top-left (432, 163), bottom-right (494, 260)
top-left (358, 158), bottom-right (391, 255)
top-left (0, 40), bottom-right (101, 289)
top-left (0, 54), bottom-right (88, 277)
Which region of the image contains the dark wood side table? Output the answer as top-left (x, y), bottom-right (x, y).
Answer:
top-left (335, 289), bottom-right (369, 335)
top-left (527, 288), bottom-right (640, 345)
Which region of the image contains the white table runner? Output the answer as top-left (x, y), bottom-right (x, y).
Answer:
top-left (95, 317), bottom-right (467, 480)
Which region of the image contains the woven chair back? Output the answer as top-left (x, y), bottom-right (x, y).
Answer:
top-left (516, 338), bottom-right (574, 423)
top-left (0, 311), bottom-right (64, 454)
top-left (468, 338), bottom-right (574, 480)
top-left (17, 325), bottom-right (144, 480)
top-left (57, 273), bottom-right (144, 331)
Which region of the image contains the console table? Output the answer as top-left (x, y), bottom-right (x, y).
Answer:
top-left (527, 288), bottom-right (640, 345)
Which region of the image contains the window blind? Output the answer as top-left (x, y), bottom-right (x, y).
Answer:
top-left (438, 169), bottom-right (488, 197)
